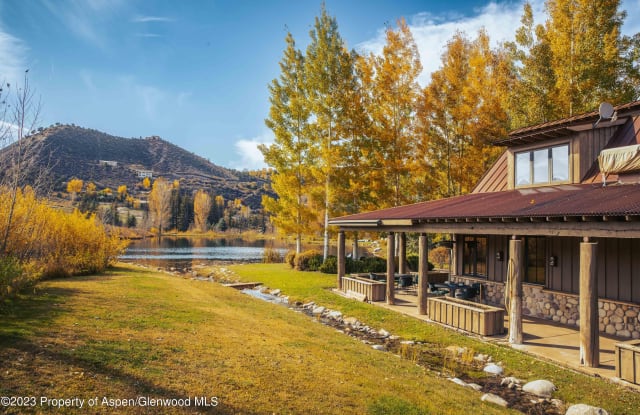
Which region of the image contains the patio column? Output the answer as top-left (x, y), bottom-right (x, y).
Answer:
top-left (418, 233), bottom-right (429, 315)
top-left (579, 238), bottom-right (599, 367)
top-left (387, 232), bottom-right (395, 305)
top-left (508, 236), bottom-right (523, 344)
top-left (337, 230), bottom-right (345, 291)
top-left (398, 232), bottom-right (407, 274)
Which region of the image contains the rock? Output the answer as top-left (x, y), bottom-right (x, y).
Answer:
top-left (302, 302), bottom-right (315, 309)
top-left (312, 306), bottom-right (326, 315)
top-left (378, 329), bottom-right (390, 338)
top-left (522, 379), bottom-right (556, 398)
top-left (565, 404), bottom-right (609, 415)
top-left (481, 393), bottom-right (508, 407)
top-left (270, 289), bottom-right (281, 296)
top-left (327, 310), bottom-right (343, 320)
top-left (467, 383), bottom-right (483, 391)
top-left (448, 377), bottom-right (467, 387)
top-left (371, 345), bottom-right (385, 351)
top-left (483, 363), bottom-right (504, 376)
top-left (400, 340), bottom-right (415, 345)
top-left (343, 317), bottom-right (359, 326)
top-left (501, 376), bottom-right (523, 386)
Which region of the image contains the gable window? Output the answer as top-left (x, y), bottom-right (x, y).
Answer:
top-left (515, 144), bottom-right (569, 186)
top-left (462, 236), bottom-right (487, 277)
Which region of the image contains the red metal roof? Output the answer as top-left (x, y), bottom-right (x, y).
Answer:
top-left (495, 101), bottom-right (640, 146)
top-left (331, 183), bottom-right (640, 223)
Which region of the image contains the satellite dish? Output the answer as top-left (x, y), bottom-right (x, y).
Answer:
top-left (599, 102), bottom-right (615, 119)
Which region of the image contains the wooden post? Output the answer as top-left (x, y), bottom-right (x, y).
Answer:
top-left (580, 238), bottom-right (599, 367)
top-left (387, 232), bottom-right (395, 305)
top-left (399, 232), bottom-right (407, 274)
top-left (508, 237), bottom-right (523, 344)
top-left (337, 231), bottom-right (345, 291)
top-left (418, 233), bottom-right (429, 315)
top-left (451, 234), bottom-right (457, 276)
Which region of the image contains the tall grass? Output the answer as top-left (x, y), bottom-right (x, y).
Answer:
top-left (0, 186), bottom-right (127, 298)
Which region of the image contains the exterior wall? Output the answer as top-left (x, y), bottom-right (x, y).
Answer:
top-left (451, 276), bottom-right (640, 339)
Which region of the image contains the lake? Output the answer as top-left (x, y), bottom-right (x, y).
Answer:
top-left (120, 237), bottom-right (290, 269)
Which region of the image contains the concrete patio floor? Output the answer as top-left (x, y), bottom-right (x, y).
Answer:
top-left (373, 290), bottom-right (637, 388)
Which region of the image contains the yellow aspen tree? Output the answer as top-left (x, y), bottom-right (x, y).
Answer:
top-left (544, 0), bottom-right (635, 116)
top-left (304, 4), bottom-right (355, 259)
top-left (193, 190), bottom-right (211, 232)
top-left (361, 18), bottom-right (422, 207)
top-left (142, 177), bottom-right (151, 190)
top-left (67, 178), bottom-right (83, 200)
top-left (148, 177), bottom-right (172, 235)
top-left (261, 31), bottom-right (317, 254)
top-left (117, 185), bottom-right (127, 201)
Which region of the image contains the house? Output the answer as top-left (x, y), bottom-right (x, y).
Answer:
top-left (135, 169), bottom-right (153, 179)
top-left (99, 160), bottom-right (118, 167)
top-left (329, 100), bottom-right (640, 368)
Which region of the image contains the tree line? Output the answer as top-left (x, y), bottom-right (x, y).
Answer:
top-left (261, 1), bottom-right (640, 255)
top-left (66, 177), bottom-right (267, 234)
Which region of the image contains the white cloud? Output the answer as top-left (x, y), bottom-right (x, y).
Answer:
top-left (132, 16), bottom-right (173, 23)
top-left (0, 26), bottom-right (27, 85)
top-left (231, 134), bottom-right (273, 170)
top-left (357, 1), bottom-right (547, 86)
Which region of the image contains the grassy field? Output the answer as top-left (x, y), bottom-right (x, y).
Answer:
top-left (212, 263), bottom-right (640, 415)
top-left (0, 264), bottom-right (527, 415)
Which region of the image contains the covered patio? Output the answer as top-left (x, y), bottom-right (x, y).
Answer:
top-left (330, 183), bottom-right (640, 373)
top-left (369, 290), bottom-right (620, 381)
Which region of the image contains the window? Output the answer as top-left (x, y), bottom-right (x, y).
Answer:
top-left (462, 236), bottom-right (487, 277)
top-left (525, 237), bottom-right (546, 285)
top-left (515, 144), bottom-right (569, 186)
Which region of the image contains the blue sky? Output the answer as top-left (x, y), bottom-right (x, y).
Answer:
top-left (1, 0), bottom-right (639, 170)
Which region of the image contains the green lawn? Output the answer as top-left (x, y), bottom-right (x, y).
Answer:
top-left (0, 264), bottom-right (522, 414)
top-left (218, 263), bottom-right (640, 415)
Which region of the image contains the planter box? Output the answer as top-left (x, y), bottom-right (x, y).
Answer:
top-left (615, 339), bottom-right (640, 384)
top-left (427, 296), bottom-right (504, 336)
top-left (341, 276), bottom-right (386, 302)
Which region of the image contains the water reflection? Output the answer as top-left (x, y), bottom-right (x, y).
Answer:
top-left (121, 237), bottom-right (289, 269)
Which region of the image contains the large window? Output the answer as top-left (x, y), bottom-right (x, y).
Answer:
top-left (525, 237), bottom-right (546, 285)
top-left (515, 144), bottom-right (569, 186)
top-left (463, 236), bottom-right (487, 277)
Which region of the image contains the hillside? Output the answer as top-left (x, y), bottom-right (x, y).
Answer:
top-left (1, 124), bottom-right (272, 209)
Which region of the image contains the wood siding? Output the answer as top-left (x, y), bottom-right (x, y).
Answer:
top-left (456, 234), bottom-right (640, 303)
top-left (472, 151), bottom-right (508, 193)
top-left (574, 126), bottom-right (617, 183)
top-left (597, 238), bottom-right (640, 303)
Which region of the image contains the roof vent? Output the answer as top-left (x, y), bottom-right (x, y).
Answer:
top-left (598, 144), bottom-right (640, 186)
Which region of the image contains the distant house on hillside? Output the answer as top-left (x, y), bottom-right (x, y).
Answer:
top-left (99, 160), bottom-right (118, 168)
top-left (135, 169), bottom-right (153, 179)
top-left (330, 100), bottom-right (640, 369)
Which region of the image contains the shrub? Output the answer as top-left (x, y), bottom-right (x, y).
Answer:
top-left (429, 246), bottom-right (451, 269)
top-left (262, 247), bottom-right (282, 264)
top-left (0, 186), bottom-right (128, 288)
top-left (294, 250), bottom-right (323, 271)
top-left (285, 250), bottom-right (296, 268)
top-left (405, 254), bottom-right (435, 272)
top-left (319, 256), bottom-right (337, 274)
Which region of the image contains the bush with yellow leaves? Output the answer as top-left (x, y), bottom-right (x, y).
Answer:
top-left (0, 186), bottom-right (127, 298)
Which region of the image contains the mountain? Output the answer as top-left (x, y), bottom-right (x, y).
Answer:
top-left (1, 124), bottom-right (272, 209)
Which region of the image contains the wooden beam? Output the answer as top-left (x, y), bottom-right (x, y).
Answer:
top-left (398, 232), bottom-right (407, 274)
top-left (508, 238), bottom-right (524, 345)
top-left (579, 240), bottom-right (599, 367)
top-left (337, 231), bottom-right (345, 291)
top-left (418, 233), bottom-right (428, 315)
top-left (386, 232), bottom-right (395, 305)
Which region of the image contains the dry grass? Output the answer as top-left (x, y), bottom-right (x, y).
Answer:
top-left (0, 264), bottom-right (517, 414)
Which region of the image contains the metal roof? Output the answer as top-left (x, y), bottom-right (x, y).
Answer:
top-left (330, 183), bottom-right (640, 225)
top-left (494, 101), bottom-right (640, 147)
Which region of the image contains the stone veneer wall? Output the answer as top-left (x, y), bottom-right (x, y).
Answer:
top-left (451, 276), bottom-right (640, 340)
